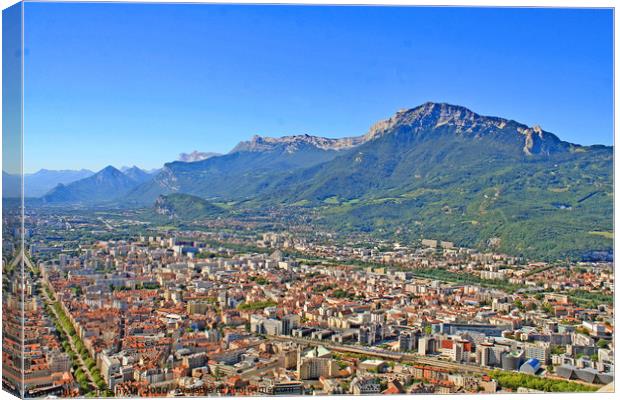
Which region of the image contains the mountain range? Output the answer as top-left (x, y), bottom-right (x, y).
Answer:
top-left (34, 102), bottom-right (613, 260)
top-left (121, 166), bottom-right (155, 184)
top-left (42, 166), bottom-right (157, 203)
top-left (26, 169), bottom-right (95, 197)
top-left (2, 169), bottom-right (95, 198)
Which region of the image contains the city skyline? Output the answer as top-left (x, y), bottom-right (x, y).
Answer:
top-left (23, 3), bottom-right (613, 172)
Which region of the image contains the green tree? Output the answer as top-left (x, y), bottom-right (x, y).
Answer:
top-left (596, 339), bottom-right (609, 348)
top-left (542, 303), bottom-right (554, 314)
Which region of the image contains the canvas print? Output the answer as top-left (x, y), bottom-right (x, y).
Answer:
top-left (1, 2), bottom-right (614, 398)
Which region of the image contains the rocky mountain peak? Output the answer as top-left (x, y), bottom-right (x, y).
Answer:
top-left (230, 133), bottom-right (364, 154)
top-left (361, 102), bottom-right (574, 156)
top-left (365, 102), bottom-right (512, 140)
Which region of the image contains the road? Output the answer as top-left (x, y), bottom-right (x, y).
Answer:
top-left (40, 285), bottom-right (99, 390)
top-left (31, 253), bottom-right (99, 393)
top-left (98, 217), bottom-right (114, 230)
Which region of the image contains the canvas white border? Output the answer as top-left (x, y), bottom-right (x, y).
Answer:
top-left (0, 1), bottom-right (616, 400)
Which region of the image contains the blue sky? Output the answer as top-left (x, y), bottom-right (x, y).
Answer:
top-left (23, 3), bottom-right (613, 173)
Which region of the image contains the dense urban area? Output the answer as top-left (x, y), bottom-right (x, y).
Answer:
top-left (2, 206), bottom-right (614, 397)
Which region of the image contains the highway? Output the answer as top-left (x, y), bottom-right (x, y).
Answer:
top-left (98, 217), bottom-right (114, 230)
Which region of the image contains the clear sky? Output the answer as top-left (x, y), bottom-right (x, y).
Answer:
top-left (23, 3), bottom-right (613, 173)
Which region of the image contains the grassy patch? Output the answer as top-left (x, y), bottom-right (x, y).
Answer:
top-left (322, 196), bottom-right (340, 204)
top-left (156, 225), bottom-right (179, 231)
top-left (291, 199), bottom-right (310, 206)
top-left (237, 300), bottom-right (277, 311)
top-left (588, 231), bottom-right (613, 239)
top-left (212, 201), bottom-right (237, 209)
